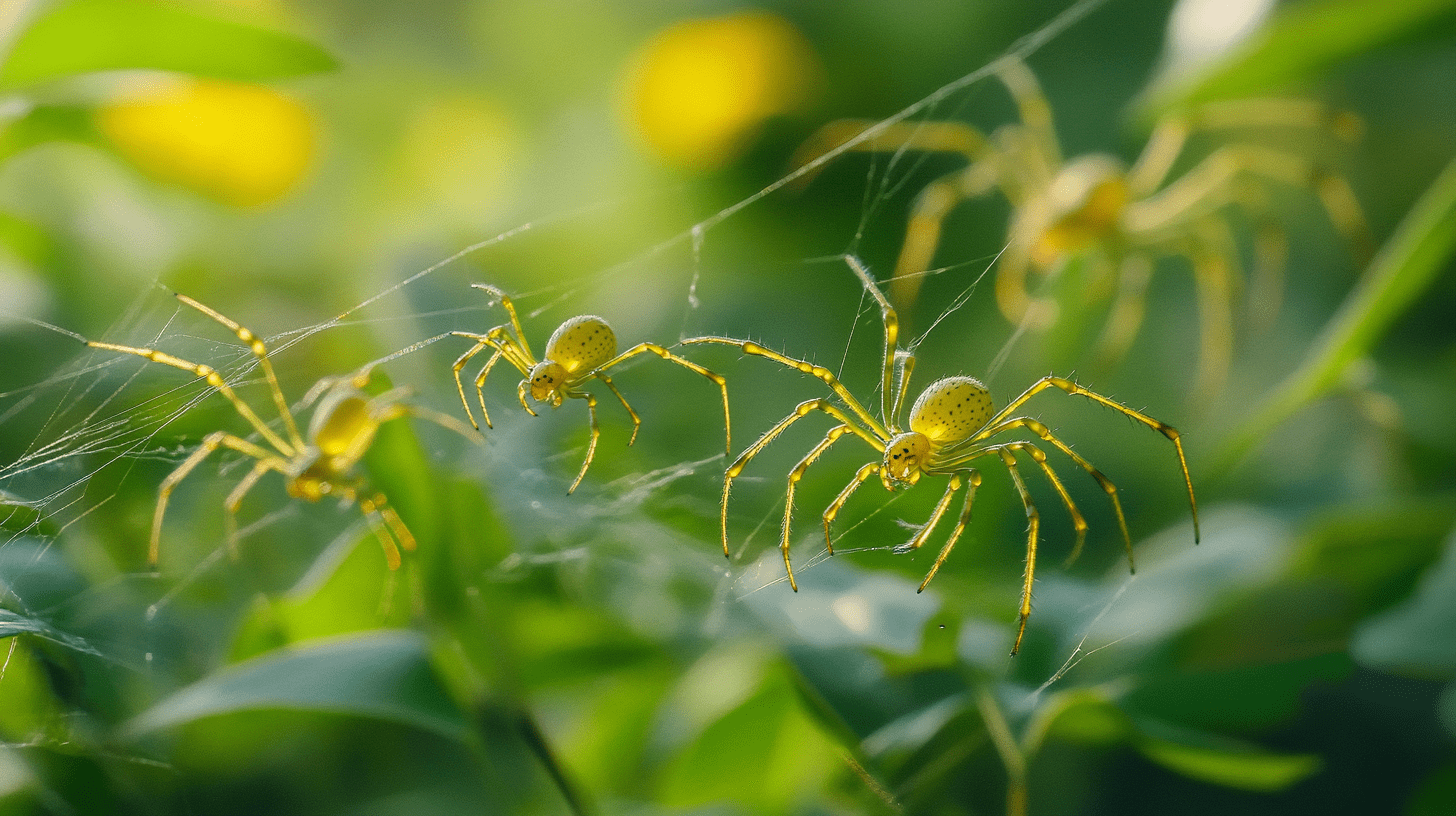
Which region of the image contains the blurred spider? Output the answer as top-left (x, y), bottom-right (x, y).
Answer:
top-left (685, 257), bottom-right (1199, 655)
top-left (797, 56), bottom-right (1370, 401)
top-left (451, 283), bottom-right (731, 493)
top-left (85, 294), bottom-right (440, 570)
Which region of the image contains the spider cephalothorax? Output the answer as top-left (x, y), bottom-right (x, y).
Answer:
top-left (451, 284), bottom-right (731, 493)
top-left (685, 257), bottom-right (1199, 655)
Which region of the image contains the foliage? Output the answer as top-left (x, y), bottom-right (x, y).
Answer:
top-left (2, 0), bottom-right (1454, 814)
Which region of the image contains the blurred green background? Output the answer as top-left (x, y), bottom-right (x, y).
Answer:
top-left (2, 0), bottom-right (1455, 813)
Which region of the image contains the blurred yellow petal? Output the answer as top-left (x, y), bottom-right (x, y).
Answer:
top-left (623, 11), bottom-right (819, 170)
top-left (97, 78), bottom-right (317, 207)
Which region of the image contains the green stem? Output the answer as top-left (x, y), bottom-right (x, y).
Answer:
top-left (977, 686), bottom-right (1028, 816)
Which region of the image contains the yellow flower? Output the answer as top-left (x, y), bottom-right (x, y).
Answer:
top-left (97, 78), bottom-right (317, 207)
top-left (623, 11), bottom-right (819, 170)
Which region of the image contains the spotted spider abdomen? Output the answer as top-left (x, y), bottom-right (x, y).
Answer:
top-left (545, 315), bottom-right (617, 374)
top-left (909, 376), bottom-right (993, 443)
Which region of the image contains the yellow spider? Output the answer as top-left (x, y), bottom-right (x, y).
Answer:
top-left (797, 56), bottom-right (1370, 402)
top-left (450, 283), bottom-right (731, 493)
top-left (685, 257), bottom-right (1199, 655)
top-left (84, 294), bottom-right (439, 570)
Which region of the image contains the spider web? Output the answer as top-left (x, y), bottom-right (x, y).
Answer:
top-left (0, 0), bottom-right (1206, 721)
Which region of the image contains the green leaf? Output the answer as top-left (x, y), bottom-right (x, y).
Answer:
top-left (1139, 0), bottom-right (1456, 115)
top-left (657, 666), bottom-right (839, 811)
top-left (1217, 155), bottom-right (1456, 472)
top-left (1136, 727), bottom-right (1322, 792)
top-left (125, 631), bottom-right (470, 743)
top-left (0, 0), bottom-right (338, 90)
top-left (0, 609), bottom-right (105, 658)
top-left (1353, 525), bottom-right (1456, 675)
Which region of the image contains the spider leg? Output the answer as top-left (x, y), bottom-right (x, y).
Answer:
top-left (565, 390), bottom-right (600, 495)
top-left (450, 333), bottom-right (501, 429)
top-left (993, 218), bottom-right (1063, 333)
top-left (86, 340), bottom-right (297, 456)
top-left (840, 256), bottom-right (906, 431)
top-left (957, 417), bottom-right (1131, 571)
top-left (175, 294), bottom-right (306, 450)
top-left (1124, 144), bottom-right (1371, 261)
top-left (1248, 220), bottom-right (1290, 335)
top-left (1187, 221), bottom-right (1238, 406)
top-left (469, 346), bottom-right (513, 429)
top-left (994, 56), bottom-right (1062, 177)
top-left (356, 493), bottom-right (414, 570)
top-left (822, 462), bottom-right (882, 555)
top-left (896, 471), bottom-right (965, 555)
top-left (781, 425), bottom-right (853, 590)
top-left (594, 374), bottom-right (639, 446)
top-left (791, 118), bottom-right (998, 189)
top-left (684, 337), bottom-right (887, 438)
top-left (719, 399), bottom-right (884, 571)
top-left (997, 447), bottom-right (1041, 657)
top-left (918, 470), bottom-right (980, 590)
top-left (891, 175), bottom-right (973, 308)
top-left (968, 376), bottom-right (1198, 543)
top-left (516, 380), bottom-right (538, 417)
top-left (223, 459), bottom-right (275, 560)
top-left (595, 342), bottom-right (731, 453)
top-left (1004, 441), bottom-right (1090, 567)
top-left (471, 283), bottom-right (535, 360)
top-left (151, 431), bottom-right (281, 567)
top-left (1092, 254), bottom-right (1153, 369)
top-left (1128, 98), bottom-right (1363, 196)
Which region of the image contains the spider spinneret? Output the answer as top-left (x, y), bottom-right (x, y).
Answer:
top-left (685, 257), bottom-right (1199, 655)
top-left (451, 283), bottom-right (731, 493)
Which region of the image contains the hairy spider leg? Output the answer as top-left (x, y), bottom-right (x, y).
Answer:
top-left (718, 399), bottom-right (882, 588)
top-left (963, 376), bottom-right (1199, 543)
top-left (897, 470), bottom-right (974, 554)
top-left (683, 337), bottom-right (888, 439)
top-left (450, 335), bottom-right (500, 429)
top-left (470, 282), bottom-right (534, 360)
top-left (997, 446), bottom-right (1041, 656)
top-left (822, 462), bottom-right (882, 554)
top-left (782, 424), bottom-right (854, 581)
top-left (952, 415), bottom-right (1131, 569)
top-left (563, 387), bottom-right (600, 495)
top-left (844, 255), bottom-right (900, 425)
top-left (916, 470), bottom-right (980, 590)
top-left (595, 342), bottom-right (733, 454)
top-left (593, 373), bottom-right (638, 444)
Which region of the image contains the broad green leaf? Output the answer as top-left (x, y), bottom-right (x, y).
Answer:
top-left (1139, 0), bottom-right (1456, 116)
top-left (1218, 156), bottom-right (1456, 472)
top-left (0, 608), bottom-right (105, 657)
top-left (1353, 525), bottom-right (1456, 675)
top-left (126, 631), bottom-right (469, 742)
top-left (1137, 728), bottom-right (1322, 792)
top-left (0, 0), bottom-right (338, 90)
top-left (657, 666), bottom-right (839, 812)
